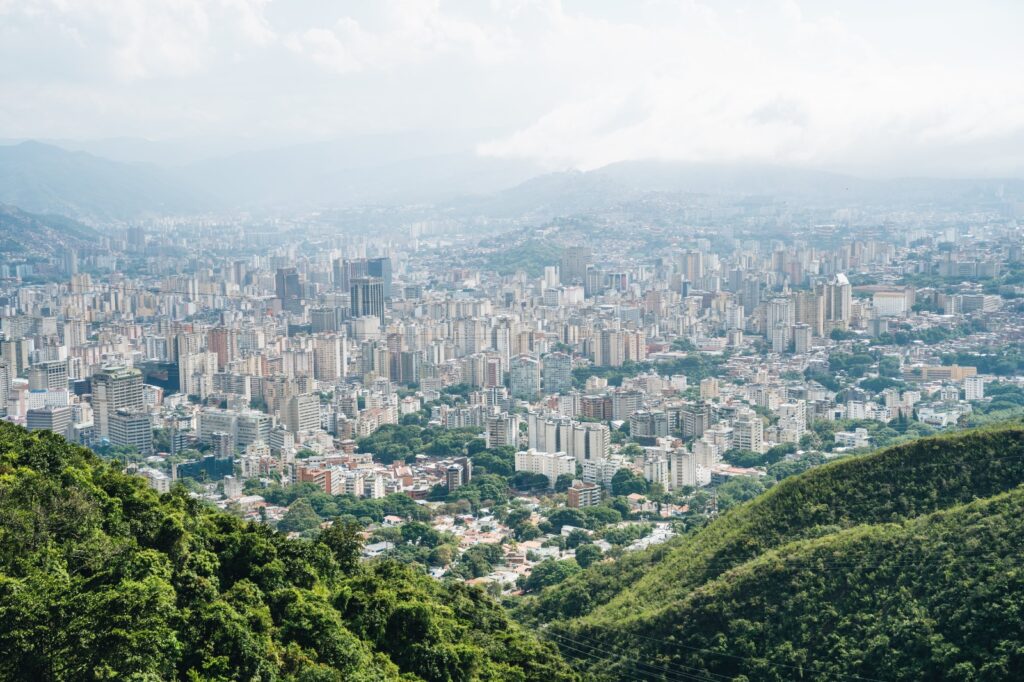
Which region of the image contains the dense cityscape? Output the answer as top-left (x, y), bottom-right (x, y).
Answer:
top-left (4, 2), bottom-right (1024, 679)
top-left (3, 185), bottom-right (1022, 595)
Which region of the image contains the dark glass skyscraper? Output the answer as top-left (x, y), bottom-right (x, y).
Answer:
top-left (275, 267), bottom-right (302, 313)
top-left (350, 276), bottom-right (385, 324)
top-left (366, 256), bottom-right (393, 298)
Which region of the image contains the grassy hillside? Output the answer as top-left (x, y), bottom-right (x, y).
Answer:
top-left (0, 422), bottom-right (575, 681)
top-left (525, 424), bottom-right (1024, 679)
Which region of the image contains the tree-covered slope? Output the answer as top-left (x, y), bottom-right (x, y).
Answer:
top-left (0, 422), bottom-right (575, 681)
top-left (522, 425), bottom-right (1024, 626)
top-left (558, 486), bottom-right (1024, 680)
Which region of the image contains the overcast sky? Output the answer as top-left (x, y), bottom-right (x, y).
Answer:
top-left (2, 0), bottom-right (1022, 175)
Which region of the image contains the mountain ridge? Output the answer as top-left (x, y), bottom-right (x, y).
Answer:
top-left (3, 140), bottom-right (1023, 221)
top-left (526, 424), bottom-right (1024, 680)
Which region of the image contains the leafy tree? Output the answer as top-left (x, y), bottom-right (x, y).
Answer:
top-left (519, 559), bottom-right (581, 593)
top-left (278, 498), bottom-right (322, 533)
top-left (319, 519), bottom-right (363, 573)
top-left (554, 473), bottom-right (575, 492)
top-left (574, 543), bottom-right (603, 569)
top-left (610, 468), bottom-right (648, 496)
top-left (716, 476), bottom-right (767, 512)
top-left (564, 529), bottom-right (592, 549)
top-left (547, 508), bottom-right (587, 532)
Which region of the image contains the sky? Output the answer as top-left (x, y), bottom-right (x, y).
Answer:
top-left (1, 0), bottom-right (1023, 176)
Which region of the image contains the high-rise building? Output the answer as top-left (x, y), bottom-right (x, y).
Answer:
top-left (284, 393), bottom-right (320, 434)
top-left (542, 352), bottom-right (573, 394)
top-left (275, 267), bottom-right (303, 314)
top-left (560, 246), bottom-right (591, 284)
top-left (92, 366), bottom-right (144, 438)
top-left (485, 412), bottom-right (521, 448)
top-left (333, 257), bottom-right (368, 292)
top-left (179, 352), bottom-right (218, 400)
top-left (792, 323), bottom-right (812, 354)
top-left (0, 360), bottom-right (10, 416)
top-left (1, 338), bottom-right (31, 377)
top-left (509, 354), bottom-right (541, 400)
top-left (528, 412), bottom-right (610, 463)
top-left (27, 360), bottom-right (68, 391)
top-left (793, 290), bottom-right (825, 338)
top-left (682, 402), bottom-right (712, 439)
top-left (26, 405), bottom-right (73, 438)
top-left (964, 376), bottom-right (985, 401)
top-left (313, 334), bottom-right (347, 382)
top-left (679, 249), bottom-right (704, 282)
top-left (366, 257), bottom-right (393, 298)
top-left (310, 307), bottom-right (343, 333)
top-left (819, 273), bottom-right (852, 329)
top-left (446, 464), bottom-right (464, 491)
top-left (514, 448), bottom-right (576, 487)
top-left (108, 409), bottom-right (154, 454)
top-left (350, 277), bottom-right (385, 324)
top-left (207, 328), bottom-right (238, 370)
top-left (629, 410), bottom-right (669, 442)
top-left (733, 408), bottom-right (764, 454)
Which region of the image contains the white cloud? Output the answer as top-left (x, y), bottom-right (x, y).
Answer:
top-left (283, 0), bottom-right (508, 74)
top-left (0, 0), bottom-right (275, 80)
top-left (477, 1), bottom-right (1024, 173)
top-left (1, 0), bottom-right (1022, 176)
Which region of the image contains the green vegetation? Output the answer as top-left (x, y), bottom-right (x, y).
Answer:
top-left (524, 424), bottom-right (1024, 680)
top-left (966, 383), bottom-right (1024, 426)
top-left (477, 238), bottom-right (554, 277)
top-left (356, 423), bottom-right (481, 464)
top-left (572, 353), bottom-right (726, 389)
top-left (252, 483), bottom-right (433, 526)
top-left (941, 350), bottom-right (1024, 376)
top-left (0, 422), bottom-right (574, 681)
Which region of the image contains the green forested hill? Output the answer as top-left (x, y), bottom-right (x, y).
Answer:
top-left (529, 425), bottom-right (1024, 680)
top-left (0, 422), bottom-right (575, 681)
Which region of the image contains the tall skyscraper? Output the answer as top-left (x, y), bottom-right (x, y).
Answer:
top-left (509, 354), bottom-right (542, 399)
top-left (366, 256), bottom-right (393, 298)
top-left (351, 277), bottom-right (385, 324)
top-left (820, 273), bottom-right (852, 329)
top-left (0, 360), bottom-right (10, 416)
top-left (275, 267), bottom-right (303, 314)
top-left (542, 352), bottom-right (573, 394)
top-left (793, 290), bottom-right (825, 338)
top-left (207, 328), bottom-right (237, 370)
top-left (92, 366), bottom-right (144, 438)
top-left (560, 246), bottom-right (592, 284)
top-left (333, 258), bottom-right (368, 292)
top-left (313, 334), bottom-right (347, 382)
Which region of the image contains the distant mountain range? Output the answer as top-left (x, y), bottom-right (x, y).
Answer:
top-left (1, 139), bottom-right (1021, 222)
top-left (0, 141), bottom-right (212, 220)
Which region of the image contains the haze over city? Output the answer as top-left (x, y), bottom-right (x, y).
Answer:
top-left (2, 2), bottom-right (1024, 681)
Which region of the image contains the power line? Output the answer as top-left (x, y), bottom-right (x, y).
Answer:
top-left (544, 629), bottom-right (724, 682)
top-left (552, 625), bottom-right (888, 682)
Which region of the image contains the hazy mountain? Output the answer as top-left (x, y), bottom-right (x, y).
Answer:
top-left (0, 141), bottom-right (211, 220)
top-left (0, 138), bottom-right (542, 217)
top-left (183, 144), bottom-right (543, 209)
top-left (0, 203), bottom-right (100, 257)
top-left (3, 140), bottom-right (1020, 222)
top-left (460, 159), bottom-right (1024, 219)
